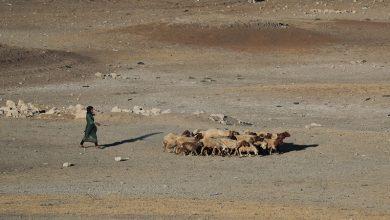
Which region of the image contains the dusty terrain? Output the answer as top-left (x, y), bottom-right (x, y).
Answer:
top-left (1, 0), bottom-right (390, 219)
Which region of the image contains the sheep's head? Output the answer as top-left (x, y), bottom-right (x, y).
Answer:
top-left (259, 141), bottom-right (268, 150)
top-left (244, 130), bottom-right (256, 135)
top-left (182, 130), bottom-right (193, 137)
top-left (278, 131), bottom-right (290, 140)
top-left (194, 132), bottom-right (203, 140)
top-left (228, 130), bottom-right (239, 140)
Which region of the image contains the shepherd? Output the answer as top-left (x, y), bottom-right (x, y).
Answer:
top-left (80, 106), bottom-right (102, 148)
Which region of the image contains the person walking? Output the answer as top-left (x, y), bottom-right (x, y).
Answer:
top-left (80, 106), bottom-right (102, 148)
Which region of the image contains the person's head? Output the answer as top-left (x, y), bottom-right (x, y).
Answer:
top-left (86, 106), bottom-right (94, 114)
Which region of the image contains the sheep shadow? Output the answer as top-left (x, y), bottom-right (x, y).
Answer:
top-left (101, 132), bottom-right (163, 148)
top-left (277, 142), bottom-right (319, 154)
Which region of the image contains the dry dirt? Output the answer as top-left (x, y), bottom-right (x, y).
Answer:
top-left (1, 0), bottom-right (390, 219)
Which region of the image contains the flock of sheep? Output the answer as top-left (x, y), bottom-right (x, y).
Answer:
top-left (163, 129), bottom-right (290, 157)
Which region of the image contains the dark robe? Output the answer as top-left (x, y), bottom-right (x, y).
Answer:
top-left (82, 112), bottom-right (97, 143)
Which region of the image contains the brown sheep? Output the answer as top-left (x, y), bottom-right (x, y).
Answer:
top-left (175, 133), bottom-right (203, 155)
top-left (219, 138), bottom-right (240, 156)
top-left (237, 140), bottom-right (259, 157)
top-left (243, 130), bottom-right (257, 135)
top-left (200, 137), bottom-right (222, 156)
top-left (175, 141), bottom-right (203, 156)
top-left (163, 133), bottom-right (179, 152)
top-left (256, 131), bottom-right (273, 139)
top-left (200, 129), bottom-right (239, 139)
top-left (235, 134), bottom-right (263, 144)
top-left (264, 131), bottom-right (290, 154)
top-left (181, 130), bottom-right (193, 137)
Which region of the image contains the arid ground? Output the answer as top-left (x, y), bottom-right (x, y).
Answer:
top-left (1, 0), bottom-right (390, 219)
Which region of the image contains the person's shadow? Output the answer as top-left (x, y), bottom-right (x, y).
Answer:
top-left (278, 142), bottom-right (319, 154)
top-left (101, 132), bottom-right (163, 148)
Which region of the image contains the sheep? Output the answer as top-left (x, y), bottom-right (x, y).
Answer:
top-left (235, 134), bottom-right (263, 144)
top-left (175, 133), bottom-right (203, 155)
top-left (162, 133), bottom-right (179, 152)
top-left (181, 130), bottom-right (193, 137)
top-left (219, 138), bottom-right (240, 156)
top-left (264, 131), bottom-right (290, 154)
top-left (243, 130), bottom-right (257, 135)
top-left (200, 137), bottom-right (223, 156)
top-left (237, 140), bottom-right (259, 157)
top-left (199, 129), bottom-right (239, 139)
top-left (175, 141), bottom-right (203, 156)
top-left (256, 131), bottom-right (273, 139)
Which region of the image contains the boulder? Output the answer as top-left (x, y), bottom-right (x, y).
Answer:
top-left (95, 72), bottom-right (103, 78)
top-left (45, 107), bottom-right (59, 115)
top-left (132, 106), bottom-right (145, 114)
top-left (111, 106), bottom-right (122, 113)
top-left (6, 100), bottom-right (16, 109)
top-left (68, 104), bottom-right (86, 119)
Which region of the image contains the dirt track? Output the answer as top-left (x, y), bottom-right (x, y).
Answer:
top-left (1, 0), bottom-right (390, 219)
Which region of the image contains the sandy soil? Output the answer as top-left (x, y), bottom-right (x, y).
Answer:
top-left (1, 0), bottom-right (390, 219)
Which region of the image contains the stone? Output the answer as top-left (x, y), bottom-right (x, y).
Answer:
top-left (6, 109), bottom-right (19, 118)
top-left (68, 104), bottom-right (86, 119)
top-left (6, 100), bottom-right (16, 109)
top-left (305, 123), bottom-right (323, 129)
top-left (209, 113), bottom-right (252, 126)
top-left (193, 110), bottom-right (205, 115)
top-left (111, 106), bottom-right (122, 113)
top-left (62, 162), bottom-right (73, 167)
top-left (209, 114), bottom-right (226, 122)
top-left (114, 156), bottom-right (122, 162)
top-left (115, 157), bottom-right (129, 162)
top-left (161, 109), bottom-right (171, 114)
top-left (95, 72), bottom-right (103, 78)
top-left (45, 107), bottom-right (59, 115)
top-left (110, 72), bottom-right (119, 79)
top-left (132, 106), bottom-right (145, 114)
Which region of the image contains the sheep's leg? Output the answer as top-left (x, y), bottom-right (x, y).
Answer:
top-left (200, 147), bottom-right (205, 156)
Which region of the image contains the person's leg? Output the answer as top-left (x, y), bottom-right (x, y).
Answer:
top-left (95, 142), bottom-right (103, 149)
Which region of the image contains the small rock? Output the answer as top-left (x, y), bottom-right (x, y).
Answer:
top-left (62, 162), bottom-right (73, 167)
top-left (114, 157), bottom-right (122, 162)
top-left (305, 123), bottom-right (323, 129)
top-left (193, 110), bottom-right (205, 115)
top-left (110, 72), bottom-right (119, 79)
top-left (132, 105), bottom-right (144, 114)
top-left (115, 157), bottom-right (129, 162)
top-left (161, 109), bottom-right (171, 114)
top-left (6, 100), bottom-right (16, 109)
top-left (95, 72), bottom-right (103, 78)
top-left (210, 192), bottom-right (222, 196)
top-left (68, 104), bottom-right (86, 119)
top-left (111, 106), bottom-right (122, 113)
top-left (209, 113), bottom-right (226, 122)
top-left (45, 107), bottom-right (59, 115)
